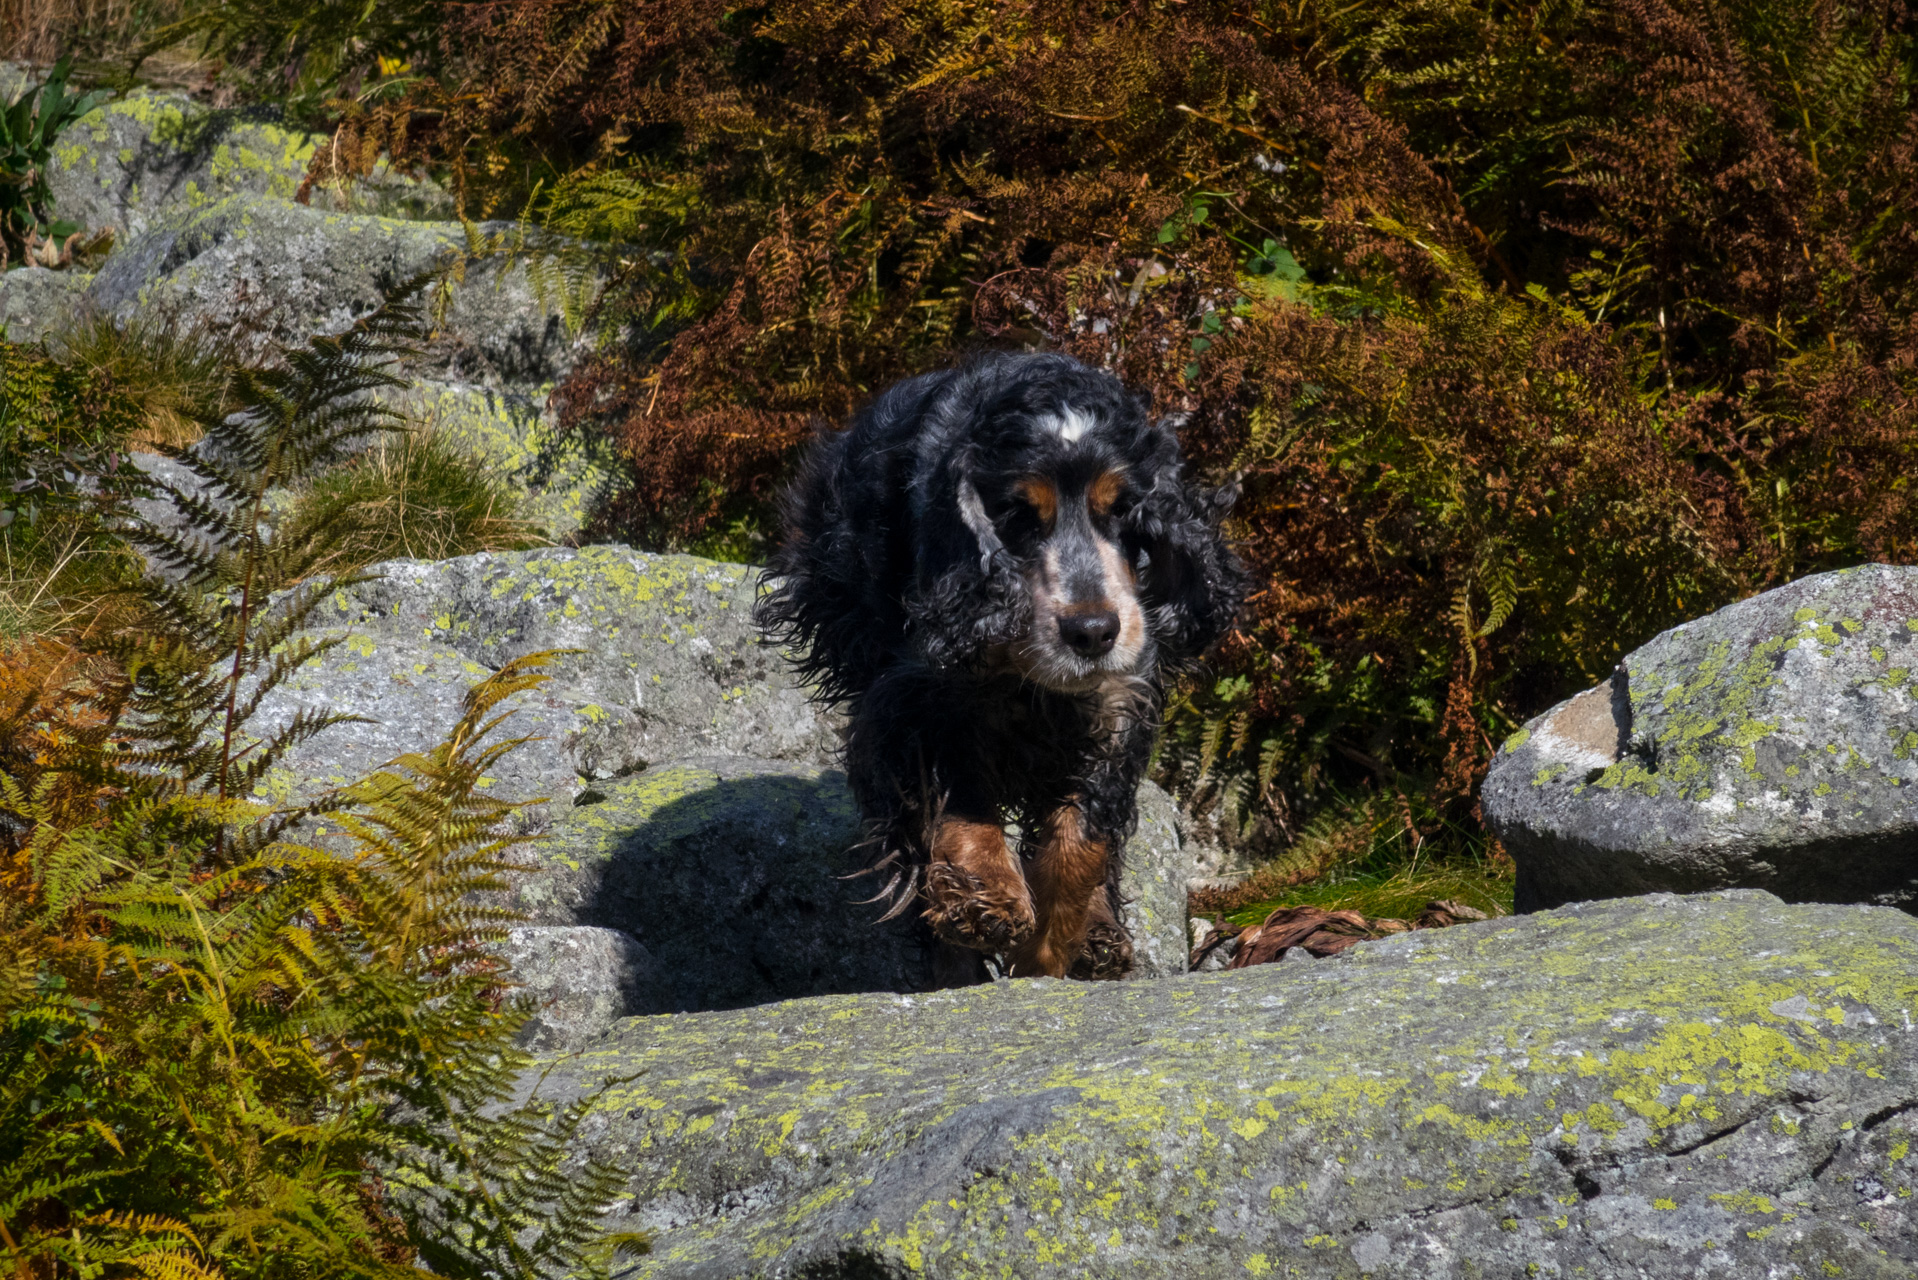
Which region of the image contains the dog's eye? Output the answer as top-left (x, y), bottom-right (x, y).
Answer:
top-left (1088, 470), bottom-right (1129, 519)
top-left (1013, 477), bottom-right (1058, 526)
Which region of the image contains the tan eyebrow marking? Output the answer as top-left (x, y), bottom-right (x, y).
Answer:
top-left (1087, 470), bottom-right (1126, 517)
top-left (1015, 477), bottom-right (1058, 526)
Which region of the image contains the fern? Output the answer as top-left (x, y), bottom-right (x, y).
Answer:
top-left (0, 286), bottom-right (643, 1278)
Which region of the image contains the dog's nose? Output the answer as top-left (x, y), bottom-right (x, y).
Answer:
top-left (1058, 610), bottom-right (1120, 658)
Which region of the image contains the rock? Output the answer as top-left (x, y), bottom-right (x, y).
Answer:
top-left (1126, 781), bottom-right (1198, 979)
top-left (383, 380), bottom-right (616, 540)
top-left (1484, 564), bottom-right (1918, 913)
top-left (0, 266), bottom-right (91, 343)
top-left (515, 756), bottom-right (928, 1014)
top-left (85, 195), bottom-right (589, 389)
top-left (250, 546), bottom-right (841, 819)
top-left (492, 925), bottom-right (665, 1050)
top-left (508, 763), bottom-right (1205, 1012)
top-left (47, 92), bottom-right (318, 246)
top-left (538, 891), bottom-right (1918, 1278)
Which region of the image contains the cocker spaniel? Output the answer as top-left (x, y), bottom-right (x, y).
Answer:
top-left (757, 352), bottom-right (1246, 979)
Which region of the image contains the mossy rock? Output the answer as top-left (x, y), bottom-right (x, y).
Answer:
top-left (249, 547), bottom-right (840, 820)
top-left (85, 194), bottom-right (589, 390)
top-left (46, 90), bottom-right (320, 246)
top-left (538, 891), bottom-right (1918, 1278)
top-left (1484, 564), bottom-right (1918, 913)
top-left (377, 379), bottom-right (618, 540)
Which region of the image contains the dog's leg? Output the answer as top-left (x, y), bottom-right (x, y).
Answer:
top-left (1068, 882), bottom-right (1134, 980)
top-left (1007, 804), bottom-right (1111, 978)
top-left (921, 817), bottom-right (1036, 953)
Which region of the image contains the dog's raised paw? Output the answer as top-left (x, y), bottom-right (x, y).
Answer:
top-left (921, 861), bottom-right (1036, 952)
top-left (1069, 920), bottom-right (1135, 980)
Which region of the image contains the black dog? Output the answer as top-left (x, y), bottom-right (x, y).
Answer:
top-left (757, 352), bottom-right (1245, 979)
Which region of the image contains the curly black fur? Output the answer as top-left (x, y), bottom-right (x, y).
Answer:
top-left (756, 352), bottom-right (1247, 941)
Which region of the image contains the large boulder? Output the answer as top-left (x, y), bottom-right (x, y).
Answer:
top-left (48, 91), bottom-right (318, 244)
top-left (499, 757), bottom-right (1203, 1021)
top-left (255, 548), bottom-right (1203, 1023)
top-left (85, 195), bottom-right (588, 389)
top-left (539, 891), bottom-right (1918, 1278)
top-left (1483, 564), bottom-right (1918, 913)
top-left (250, 546), bottom-right (841, 814)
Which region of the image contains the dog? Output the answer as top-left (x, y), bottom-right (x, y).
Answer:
top-left (757, 352), bottom-right (1246, 979)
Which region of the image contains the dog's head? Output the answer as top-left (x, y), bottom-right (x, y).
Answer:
top-left (909, 353), bottom-right (1245, 691)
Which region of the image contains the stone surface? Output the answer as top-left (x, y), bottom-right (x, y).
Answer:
top-left (1126, 782), bottom-right (1200, 979)
top-left (541, 891), bottom-right (1918, 1278)
top-left (250, 546), bottom-right (841, 818)
top-left (0, 266), bottom-right (91, 343)
top-left (493, 925), bottom-right (665, 1050)
top-left (505, 759), bottom-right (1204, 1014)
top-left (85, 195), bottom-right (586, 389)
top-left (515, 755), bottom-right (927, 1015)
top-left (1484, 564), bottom-right (1918, 913)
top-left (48, 91), bottom-right (318, 245)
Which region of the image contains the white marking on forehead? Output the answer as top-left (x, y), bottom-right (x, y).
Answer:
top-left (1038, 405), bottom-right (1096, 443)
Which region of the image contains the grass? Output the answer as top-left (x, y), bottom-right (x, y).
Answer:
top-left (1192, 787), bottom-right (1518, 929)
top-left (278, 426), bottom-right (551, 574)
top-left (53, 310), bottom-right (239, 450)
top-left (0, 513), bottom-right (141, 645)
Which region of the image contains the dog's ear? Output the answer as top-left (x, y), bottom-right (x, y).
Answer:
top-left (1125, 424), bottom-right (1248, 662)
top-left (907, 446), bottom-right (1027, 666)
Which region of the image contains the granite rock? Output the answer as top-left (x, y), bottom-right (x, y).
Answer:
top-left (85, 195), bottom-right (588, 389)
top-left (249, 546), bottom-right (841, 820)
top-left (536, 890), bottom-right (1918, 1279)
top-left (0, 266), bottom-right (92, 342)
top-left (1484, 564), bottom-right (1918, 913)
top-left (505, 757), bottom-right (1205, 1014)
top-left (493, 925), bottom-right (665, 1050)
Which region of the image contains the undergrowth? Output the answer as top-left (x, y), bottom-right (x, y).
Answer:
top-left (280, 425), bottom-right (550, 575)
top-left (0, 290), bottom-right (642, 1278)
top-left (72, 0), bottom-right (1918, 904)
top-left (52, 311), bottom-right (240, 450)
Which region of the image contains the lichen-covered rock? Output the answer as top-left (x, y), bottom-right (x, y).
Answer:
top-left (1484, 564), bottom-right (1918, 913)
top-left (506, 761), bottom-right (1204, 1013)
top-left (382, 380), bottom-right (616, 539)
top-left (47, 91), bottom-right (319, 244)
top-left (493, 925), bottom-right (665, 1050)
top-left (539, 891), bottom-right (1918, 1279)
top-left (0, 266), bottom-right (91, 343)
top-left (249, 547), bottom-right (840, 817)
top-left (515, 756), bottom-right (929, 1014)
top-left (85, 195), bottom-right (586, 389)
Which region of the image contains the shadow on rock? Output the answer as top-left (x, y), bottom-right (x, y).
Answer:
top-left (526, 757), bottom-right (938, 1015)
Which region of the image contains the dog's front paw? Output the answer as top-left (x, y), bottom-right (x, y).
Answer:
top-left (1069, 920), bottom-right (1135, 981)
top-left (921, 861), bottom-right (1036, 953)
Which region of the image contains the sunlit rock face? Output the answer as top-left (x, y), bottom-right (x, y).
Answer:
top-left (533, 891), bottom-right (1918, 1279)
top-left (1484, 564), bottom-right (1918, 913)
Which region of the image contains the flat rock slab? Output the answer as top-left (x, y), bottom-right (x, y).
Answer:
top-left (1484, 564), bottom-right (1918, 912)
top-left (251, 546), bottom-right (840, 815)
top-left (542, 891), bottom-right (1918, 1279)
